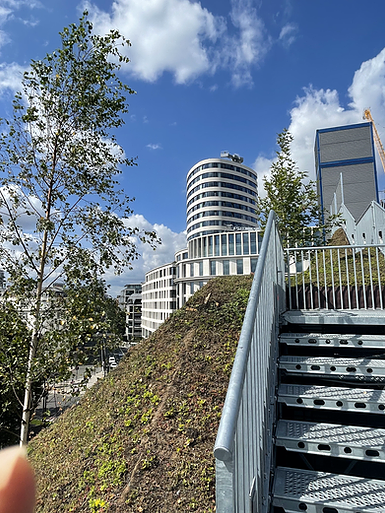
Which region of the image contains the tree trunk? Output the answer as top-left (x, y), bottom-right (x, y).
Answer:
top-left (19, 173), bottom-right (54, 445)
top-left (19, 332), bottom-right (39, 446)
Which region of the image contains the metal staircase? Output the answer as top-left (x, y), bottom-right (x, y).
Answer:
top-left (273, 319), bottom-right (385, 513)
top-left (214, 212), bottom-right (385, 513)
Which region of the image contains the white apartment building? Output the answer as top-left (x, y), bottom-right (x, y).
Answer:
top-left (141, 262), bottom-right (177, 339)
top-left (126, 292), bottom-right (142, 342)
top-left (142, 154), bottom-right (261, 338)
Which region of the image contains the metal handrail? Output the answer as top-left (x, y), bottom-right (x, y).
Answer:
top-left (214, 211), bottom-right (285, 513)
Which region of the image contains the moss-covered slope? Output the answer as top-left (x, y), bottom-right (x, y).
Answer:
top-left (28, 275), bottom-right (253, 513)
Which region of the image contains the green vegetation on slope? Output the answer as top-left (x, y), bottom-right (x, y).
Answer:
top-left (28, 275), bottom-right (253, 513)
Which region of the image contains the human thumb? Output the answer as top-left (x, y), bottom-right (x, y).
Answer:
top-left (0, 446), bottom-right (35, 513)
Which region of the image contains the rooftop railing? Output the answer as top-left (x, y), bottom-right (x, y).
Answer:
top-left (286, 243), bottom-right (385, 310)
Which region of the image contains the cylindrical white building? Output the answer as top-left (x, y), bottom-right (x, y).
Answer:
top-left (186, 157), bottom-right (258, 258)
top-left (141, 154), bottom-right (262, 336)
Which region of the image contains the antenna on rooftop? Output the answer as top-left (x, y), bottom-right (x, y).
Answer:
top-left (221, 151), bottom-right (244, 163)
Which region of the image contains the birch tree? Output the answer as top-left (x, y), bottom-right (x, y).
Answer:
top-left (0, 13), bottom-right (158, 445)
top-left (257, 129), bottom-right (339, 247)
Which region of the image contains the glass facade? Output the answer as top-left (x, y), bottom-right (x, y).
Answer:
top-left (187, 230), bottom-right (260, 260)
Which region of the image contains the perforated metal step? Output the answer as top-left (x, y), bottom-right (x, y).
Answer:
top-left (280, 333), bottom-right (385, 349)
top-left (273, 467), bottom-right (385, 513)
top-left (278, 384), bottom-right (385, 414)
top-left (276, 420), bottom-right (385, 462)
top-left (279, 356), bottom-right (385, 380)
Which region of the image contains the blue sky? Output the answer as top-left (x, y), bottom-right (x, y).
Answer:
top-left (1, 0), bottom-right (385, 294)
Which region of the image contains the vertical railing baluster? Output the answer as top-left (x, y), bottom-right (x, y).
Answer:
top-left (294, 251), bottom-right (299, 310)
top-left (315, 250), bottom-right (321, 308)
top-left (330, 248), bottom-right (336, 309)
top-left (287, 251), bottom-right (292, 310)
top-left (345, 248), bottom-right (351, 310)
top-left (301, 250), bottom-right (306, 309)
top-left (360, 249), bottom-right (367, 309)
top-left (368, 247), bottom-right (375, 309)
top-left (323, 249), bottom-right (328, 309)
top-left (376, 247), bottom-right (383, 310)
top-left (308, 249), bottom-right (313, 309)
top-left (353, 249), bottom-right (359, 309)
top-left (337, 248), bottom-right (343, 308)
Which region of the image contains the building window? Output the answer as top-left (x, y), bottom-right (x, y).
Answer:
top-left (237, 259), bottom-right (243, 275)
top-left (210, 261), bottom-right (216, 276)
top-left (190, 282), bottom-right (195, 295)
top-left (258, 232), bottom-right (263, 252)
top-left (203, 237), bottom-right (207, 257)
top-left (182, 264), bottom-right (186, 278)
top-left (221, 234), bottom-right (227, 256)
top-left (243, 233), bottom-right (249, 255)
top-left (208, 235), bottom-right (213, 256)
top-left (251, 258), bottom-right (258, 273)
top-left (223, 260), bottom-right (230, 275)
top-left (236, 233), bottom-right (242, 255)
top-left (190, 263), bottom-right (194, 277)
top-left (214, 235), bottom-right (220, 256)
top-left (229, 234), bottom-right (234, 255)
top-left (199, 261), bottom-right (203, 276)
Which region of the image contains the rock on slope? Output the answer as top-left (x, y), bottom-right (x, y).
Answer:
top-left (28, 275), bottom-right (253, 513)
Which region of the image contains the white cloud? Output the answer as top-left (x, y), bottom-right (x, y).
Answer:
top-left (19, 16), bottom-right (39, 27)
top-left (347, 48), bottom-right (385, 122)
top-left (146, 143), bottom-right (162, 150)
top-left (252, 155), bottom-right (274, 198)
top-left (0, 7), bottom-right (12, 26)
top-left (0, 1), bottom-right (42, 50)
top-left (279, 23), bottom-right (298, 48)
top-left (104, 214), bottom-right (186, 295)
top-left (254, 48), bottom-right (385, 191)
top-left (224, 0), bottom-right (271, 87)
top-left (0, 62), bottom-right (26, 94)
top-left (84, 0), bottom-right (223, 84)
top-left (83, 0), bottom-right (271, 87)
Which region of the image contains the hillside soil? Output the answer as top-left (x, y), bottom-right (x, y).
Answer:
top-left (28, 275), bottom-right (253, 513)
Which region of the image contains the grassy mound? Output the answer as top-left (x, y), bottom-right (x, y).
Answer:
top-left (28, 275), bottom-right (253, 513)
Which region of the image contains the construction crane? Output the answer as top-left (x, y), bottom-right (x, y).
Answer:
top-left (363, 108), bottom-right (385, 173)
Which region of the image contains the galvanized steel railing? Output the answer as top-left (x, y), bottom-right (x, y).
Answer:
top-left (214, 211), bottom-right (285, 513)
top-left (286, 244), bottom-right (385, 310)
